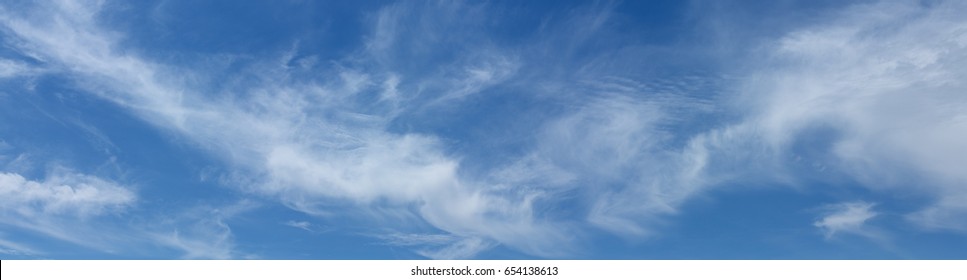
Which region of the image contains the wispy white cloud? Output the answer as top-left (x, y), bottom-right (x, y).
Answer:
top-left (4, 0), bottom-right (966, 258)
top-left (363, 1), bottom-right (494, 65)
top-left (543, 0), bottom-right (967, 241)
top-left (0, 58), bottom-right (40, 78)
top-left (376, 232), bottom-right (494, 260)
top-left (0, 170), bottom-right (135, 217)
top-left (0, 166), bottom-right (138, 254)
top-left (495, 72), bottom-right (729, 237)
top-left (283, 220), bottom-right (312, 232)
top-left (0, 0), bottom-right (568, 258)
top-left (282, 220), bottom-right (332, 234)
top-left (362, 1), bottom-right (522, 110)
top-left (0, 141), bottom-right (244, 259)
top-left (0, 0), bottom-right (766, 256)
top-left (526, 95), bottom-right (697, 236)
top-left (423, 53), bottom-right (519, 106)
top-left (378, 232), bottom-right (457, 247)
top-left (512, 0), bottom-right (967, 240)
top-left (906, 194), bottom-right (967, 232)
top-left (417, 237), bottom-right (493, 260)
top-left (814, 201), bottom-right (880, 239)
top-left (740, 0), bottom-right (967, 231)
top-left (147, 201), bottom-right (256, 260)
top-left (0, 235), bottom-right (40, 256)
top-left (0, 171), bottom-right (245, 259)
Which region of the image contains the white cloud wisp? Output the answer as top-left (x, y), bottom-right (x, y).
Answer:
top-left (814, 201), bottom-right (879, 239)
top-left (0, 0), bottom-right (568, 258)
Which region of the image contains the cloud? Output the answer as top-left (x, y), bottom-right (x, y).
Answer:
top-left (740, 0), bottom-right (967, 231)
top-left (416, 237), bottom-right (492, 260)
top-left (147, 202), bottom-right (255, 260)
top-left (493, 73), bottom-right (729, 238)
top-left (0, 0), bottom-right (784, 256)
top-left (0, 58), bottom-right (40, 78)
top-left (906, 193), bottom-right (967, 232)
top-left (0, 0), bottom-right (568, 258)
top-left (425, 53), bottom-right (519, 105)
top-left (0, 170), bottom-right (135, 217)
top-left (814, 201), bottom-right (879, 239)
top-left (0, 236), bottom-right (40, 256)
top-left (283, 221), bottom-right (312, 232)
top-left (376, 232), bottom-right (494, 260)
top-left (529, 95), bottom-right (700, 236)
top-left (507, 0), bottom-right (967, 240)
top-left (0, 167), bottom-right (139, 254)
top-left (282, 220), bottom-right (331, 234)
top-left (3, 0), bottom-right (966, 259)
top-left (0, 146), bottom-right (241, 258)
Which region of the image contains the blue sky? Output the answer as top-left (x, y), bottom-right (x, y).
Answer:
top-left (1, 0), bottom-right (966, 259)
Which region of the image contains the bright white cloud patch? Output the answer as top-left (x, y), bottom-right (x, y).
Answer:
top-left (0, 167), bottom-right (142, 254)
top-left (0, 171), bottom-right (135, 217)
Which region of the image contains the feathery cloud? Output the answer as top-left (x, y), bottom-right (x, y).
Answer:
top-left (814, 201), bottom-right (879, 239)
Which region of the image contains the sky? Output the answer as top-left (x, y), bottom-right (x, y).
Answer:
top-left (0, 0), bottom-right (965, 259)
